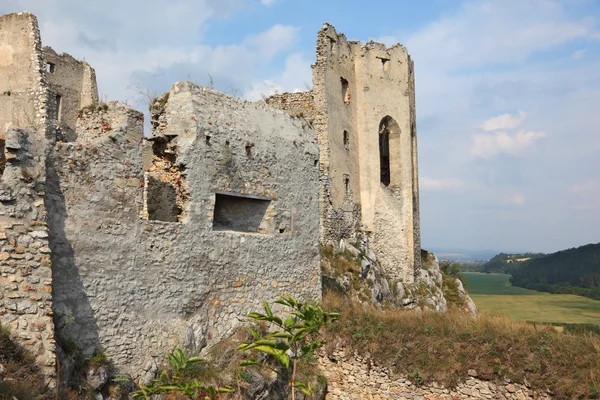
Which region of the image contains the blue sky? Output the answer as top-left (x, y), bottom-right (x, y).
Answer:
top-left (2, 0), bottom-right (599, 254)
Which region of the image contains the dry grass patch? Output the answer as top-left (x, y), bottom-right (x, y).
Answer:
top-left (0, 324), bottom-right (53, 400)
top-left (322, 292), bottom-right (600, 399)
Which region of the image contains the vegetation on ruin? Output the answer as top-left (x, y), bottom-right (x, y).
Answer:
top-left (321, 291), bottom-right (600, 399)
top-left (132, 349), bottom-right (234, 400)
top-left (237, 296), bottom-right (339, 399)
top-left (0, 324), bottom-right (54, 400)
top-left (77, 102), bottom-right (109, 117)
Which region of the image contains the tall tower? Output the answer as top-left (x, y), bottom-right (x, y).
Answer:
top-left (312, 23), bottom-right (420, 283)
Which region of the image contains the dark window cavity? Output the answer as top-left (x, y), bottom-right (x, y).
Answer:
top-left (213, 193), bottom-right (271, 234)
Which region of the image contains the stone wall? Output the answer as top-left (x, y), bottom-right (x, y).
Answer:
top-left (44, 46), bottom-right (98, 141)
top-left (0, 11), bottom-right (57, 386)
top-left (49, 83), bottom-right (321, 380)
top-left (0, 127), bottom-right (56, 384)
top-left (0, 12), bottom-right (48, 137)
top-left (265, 91), bottom-right (315, 124)
top-left (318, 349), bottom-right (552, 400)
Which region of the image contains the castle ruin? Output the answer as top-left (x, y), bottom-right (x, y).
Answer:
top-left (0, 13), bottom-right (420, 385)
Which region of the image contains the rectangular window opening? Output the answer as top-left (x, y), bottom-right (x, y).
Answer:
top-left (213, 193), bottom-right (272, 234)
top-left (341, 77), bottom-right (350, 104)
top-left (46, 62), bottom-right (55, 73)
top-left (343, 130), bottom-right (349, 150)
top-left (344, 175), bottom-right (350, 195)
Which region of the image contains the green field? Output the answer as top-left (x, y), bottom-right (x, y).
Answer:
top-left (463, 272), bottom-right (600, 324)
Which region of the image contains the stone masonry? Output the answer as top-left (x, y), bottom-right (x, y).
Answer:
top-left (318, 349), bottom-right (552, 400)
top-left (44, 46), bottom-right (98, 141)
top-left (0, 12), bottom-right (58, 386)
top-left (48, 83), bottom-right (321, 379)
top-left (268, 23), bottom-right (421, 285)
top-left (0, 12), bottom-right (431, 393)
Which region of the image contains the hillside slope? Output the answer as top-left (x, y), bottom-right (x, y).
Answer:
top-left (510, 243), bottom-right (600, 300)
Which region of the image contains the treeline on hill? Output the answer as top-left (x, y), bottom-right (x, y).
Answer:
top-left (481, 252), bottom-right (546, 274)
top-left (510, 243), bottom-right (600, 300)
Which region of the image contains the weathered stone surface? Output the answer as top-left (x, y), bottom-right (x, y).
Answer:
top-left (268, 23), bottom-right (421, 285)
top-left (318, 348), bottom-right (552, 400)
top-left (49, 88), bottom-right (321, 380)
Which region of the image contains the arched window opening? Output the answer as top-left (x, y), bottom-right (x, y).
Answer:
top-left (341, 77), bottom-right (350, 104)
top-left (379, 119), bottom-right (391, 186)
top-left (379, 116), bottom-right (401, 187)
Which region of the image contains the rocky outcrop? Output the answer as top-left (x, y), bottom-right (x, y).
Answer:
top-left (321, 230), bottom-right (476, 314)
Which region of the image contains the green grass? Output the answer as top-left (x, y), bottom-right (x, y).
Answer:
top-left (464, 272), bottom-right (600, 324)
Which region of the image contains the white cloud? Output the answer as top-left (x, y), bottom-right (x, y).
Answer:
top-left (471, 130), bottom-right (547, 158)
top-left (481, 111), bottom-right (526, 131)
top-left (405, 0), bottom-right (600, 69)
top-left (570, 179), bottom-right (600, 196)
top-left (572, 49), bottom-right (587, 60)
top-left (244, 53), bottom-right (312, 100)
top-left (512, 193), bottom-right (525, 205)
top-left (420, 177), bottom-right (465, 191)
top-left (0, 1), bottom-right (301, 111)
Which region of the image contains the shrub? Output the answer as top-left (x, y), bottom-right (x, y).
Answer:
top-left (238, 295), bottom-right (339, 400)
top-left (133, 348), bottom-right (234, 400)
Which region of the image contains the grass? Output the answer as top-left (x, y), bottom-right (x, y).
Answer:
top-left (0, 325), bottom-right (53, 400)
top-left (322, 292), bottom-right (600, 399)
top-left (464, 272), bottom-right (600, 324)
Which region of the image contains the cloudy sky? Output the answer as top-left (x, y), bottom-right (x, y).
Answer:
top-left (2, 0), bottom-right (599, 254)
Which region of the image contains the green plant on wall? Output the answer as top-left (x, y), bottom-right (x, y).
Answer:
top-left (132, 349), bottom-right (234, 400)
top-left (237, 295), bottom-right (339, 400)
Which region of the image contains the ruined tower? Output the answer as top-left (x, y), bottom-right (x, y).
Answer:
top-left (269, 23), bottom-right (421, 283)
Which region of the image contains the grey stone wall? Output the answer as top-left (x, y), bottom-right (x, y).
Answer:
top-left (50, 84), bottom-right (321, 379)
top-left (0, 127), bottom-right (55, 384)
top-left (0, 12), bottom-right (57, 386)
top-left (44, 46), bottom-right (98, 141)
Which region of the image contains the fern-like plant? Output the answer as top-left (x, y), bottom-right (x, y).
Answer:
top-left (237, 295), bottom-right (339, 400)
top-left (132, 348), bottom-right (234, 400)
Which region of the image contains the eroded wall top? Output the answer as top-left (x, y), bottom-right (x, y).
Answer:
top-left (0, 12), bottom-right (47, 136)
top-left (44, 46), bottom-right (98, 140)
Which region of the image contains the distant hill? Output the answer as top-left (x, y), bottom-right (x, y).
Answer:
top-left (510, 243), bottom-right (600, 300)
top-left (481, 252), bottom-right (546, 274)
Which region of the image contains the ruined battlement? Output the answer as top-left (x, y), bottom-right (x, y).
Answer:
top-left (44, 46), bottom-right (99, 140)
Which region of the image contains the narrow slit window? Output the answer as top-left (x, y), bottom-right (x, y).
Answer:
top-left (343, 130), bottom-right (349, 150)
top-left (56, 94), bottom-right (62, 122)
top-left (379, 119), bottom-right (391, 186)
top-left (213, 193), bottom-right (272, 234)
top-left (341, 77), bottom-right (350, 104)
top-left (344, 175), bottom-right (350, 195)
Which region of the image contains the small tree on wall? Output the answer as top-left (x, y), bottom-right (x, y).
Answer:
top-left (237, 296), bottom-right (339, 400)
